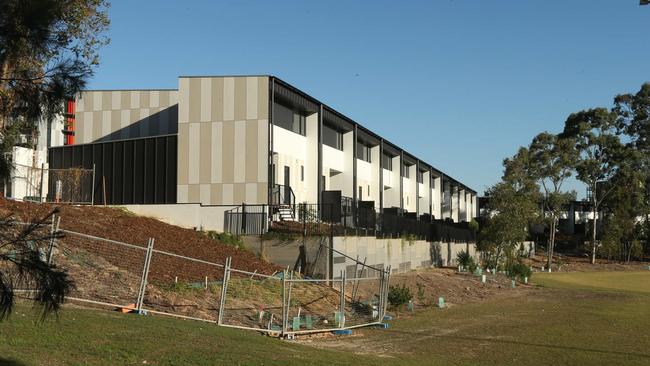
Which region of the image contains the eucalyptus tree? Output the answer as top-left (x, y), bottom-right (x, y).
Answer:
top-left (528, 132), bottom-right (577, 270)
top-left (560, 108), bottom-right (624, 264)
top-left (479, 148), bottom-right (539, 269)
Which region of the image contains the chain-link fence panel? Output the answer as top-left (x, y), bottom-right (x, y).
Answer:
top-left (142, 249), bottom-right (224, 322)
top-left (220, 268), bottom-right (284, 332)
top-left (53, 230), bottom-right (147, 309)
top-left (285, 277), bottom-right (344, 334)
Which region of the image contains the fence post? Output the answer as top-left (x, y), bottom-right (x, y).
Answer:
top-left (281, 269), bottom-right (287, 336)
top-left (91, 163), bottom-right (96, 206)
top-left (46, 215), bottom-right (61, 265)
top-left (241, 203), bottom-right (246, 234)
top-left (218, 257), bottom-right (231, 325)
top-left (136, 238), bottom-right (154, 314)
top-left (38, 163), bottom-right (44, 202)
top-left (339, 270), bottom-right (346, 328)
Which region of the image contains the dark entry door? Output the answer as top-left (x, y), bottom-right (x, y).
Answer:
top-left (284, 166), bottom-right (291, 204)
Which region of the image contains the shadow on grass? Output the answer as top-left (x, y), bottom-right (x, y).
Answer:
top-left (386, 330), bottom-right (650, 360)
top-left (0, 359), bottom-right (26, 366)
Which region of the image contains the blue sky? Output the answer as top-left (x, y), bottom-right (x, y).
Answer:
top-left (90, 0), bottom-right (650, 196)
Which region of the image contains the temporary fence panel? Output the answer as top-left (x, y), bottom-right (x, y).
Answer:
top-left (220, 267), bottom-right (284, 333)
top-left (54, 229), bottom-right (149, 309)
top-left (284, 276), bottom-right (345, 334)
top-left (141, 248), bottom-right (225, 322)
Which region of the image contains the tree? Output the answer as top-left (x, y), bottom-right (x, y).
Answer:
top-left (0, 0), bottom-right (110, 177)
top-left (560, 108), bottom-right (623, 264)
top-left (528, 132), bottom-right (577, 271)
top-left (600, 155), bottom-right (647, 262)
top-left (0, 209), bottom-right (72, 320)
top-left (479, 148), bottom-right (539, 270)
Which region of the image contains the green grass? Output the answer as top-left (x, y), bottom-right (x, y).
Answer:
top-left (2, 271), bottom-right (650, 365)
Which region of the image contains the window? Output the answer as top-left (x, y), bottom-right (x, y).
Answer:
top-left (301, 165), bottom-right (304, 181)
top-left (382, 154), bottom-right (393, 171)
top-left (431, 178), bottom-right (436, 190)
top-left (323, 124), bottom-right (343, 150)
top-left (358, 186), bottom-right (362, 200)
top-left (401, 164), bottom-right (410, 178)
top-left (417, 170), bottom-right (424, 183)
top-left (356, 142), bottom-right (371, 162)
top-left (274, 102), bottom-right (306, 135)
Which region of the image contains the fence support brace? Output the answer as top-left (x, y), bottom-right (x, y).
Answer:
top-left (218, 257), bottom-right (232, 325)
top-left (136, 238), bottom-right (154, 314)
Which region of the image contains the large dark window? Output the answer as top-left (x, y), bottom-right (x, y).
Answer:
top-left (382, 153), bottom-right (393, 171)
top-left (273, 102), bottom-right (306, 135)
top-left (402, 163), bottom-right (411, 178)
top-left (323, 124), bottom-right (343, 150)
top-left (356, 142), bottom-right (371, 163)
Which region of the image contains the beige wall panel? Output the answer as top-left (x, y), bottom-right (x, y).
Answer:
top-left (189, 78), bottom-right (201, 123)
top-left (179, 78), bottom-right (190, 123)
top-left (177, 184), bottom-right (188, 203)
top-left (245, 120), bottom-right (258, 182)
top-left (92, 111), bottom-right (102, 142)
top-left (210, 183), bottom-right (223, 205)
top-left (199, 122), bottom-right (212, 183)
top-left (233, 183), bottom-right (245, 204)
top-left (121, 91), bottom-right (131, 110)
top-left (234, 78), bottom-right (247, 121)
top-left (76, 112), bottom-right (86, 142)
top-left (245, 183), bottom-right (257, 203)
top-left (93, 92), bottom-right (102, 111)
top-left (76, 94), bottom-right (85, 112)
top-left (200, 78), bottom-right (211, 122)
top-left (111, 110), bottom-right (120, 138)
top-left (246, 77), bottom-right (258, 120)
top-left (102, 111), bottom-right (111, 138)
top-left (102, 92), bottom-right (111, 110)
top-left (177, 123), bottom-right (189, 185)
top-left (150, 90), bottom-right (159, 108)
top-left (257, 183), bottom-right (267, 204)
top-left (120, 109), bottom-right (130, 139)
top-left (222, 184), bottom-right (234, 205)
top-left (257, 119), bottom-right (268, 183)
top-left (200, 184), bottom-right (211, 203)
top-left (223, 78), bottom-right (234, 121)
top-left (221, 121), bottom-right (234, 183)
top-left (211, 122), bottom-right (222, 183)
top-left (234, 120), bottom-right (246, 183)
top-left (257, 77), bottom-right (269, 119)
top-left (159, 90), bottom-right (169, 107)
top-left (188, 184), bottom-right (200, 203)
top-left (111, 91), bottom-right (121, 110)
top-left (140, 91), bottom-right (150, 109)
top-left (211, 78), bottom-right (224, 122)
top-left (130, 91), bottom-right (140, 109)
top-left (188, 123), bottom-right (200, 184)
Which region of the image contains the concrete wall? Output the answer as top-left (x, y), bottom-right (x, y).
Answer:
top-left (123, 203), bottom-right (238, 232)
top-left (75, 90), bottom-right (179, 144)
top-left (333, 236), bottom-right (478, 277)
top-left (177, 76), bottom-right (269, 205)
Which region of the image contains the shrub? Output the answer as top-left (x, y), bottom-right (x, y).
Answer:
top-left (388, 284), bottom-right (412, 312)
top-left (507, 262), bottom-right (532, 281)
top-left (457, 250), bottom-right (477, 272)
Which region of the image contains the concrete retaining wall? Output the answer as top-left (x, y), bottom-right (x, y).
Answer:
top-left (122, 203), bottom-right (238, 232)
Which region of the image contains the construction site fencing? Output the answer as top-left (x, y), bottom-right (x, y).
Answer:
top-left (15, 217), bottom-right (390, 336)
top-left (5, 163), bottom-right (95, 204)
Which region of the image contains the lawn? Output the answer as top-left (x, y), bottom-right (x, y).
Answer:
top-left (1, 271), bottom-right (650, 365)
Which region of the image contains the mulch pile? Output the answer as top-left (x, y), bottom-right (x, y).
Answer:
top-left (0, 198), bottom-right (281, 276)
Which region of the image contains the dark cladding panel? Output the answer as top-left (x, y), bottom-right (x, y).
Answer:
top-left (123, 140), bottom-right (134, 203)
top-left (144, 138), bottom-right (156, 203)
top-left (47, 135), bottom-right (178, 205)
top-left (113, 141), bottom-right (124, 205)
top-left (165, 137), bottom-right (177, 203)
top-left (155, 137), bottom-right (166, 204)
top-left (133, 138), bottom-right (145, 204)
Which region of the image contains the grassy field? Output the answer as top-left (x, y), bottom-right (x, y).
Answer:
top-left (2, 271), bottom-right (650, 365)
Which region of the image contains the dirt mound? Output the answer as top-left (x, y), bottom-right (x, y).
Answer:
top-left (0, 197), bottom-right (281, 275)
